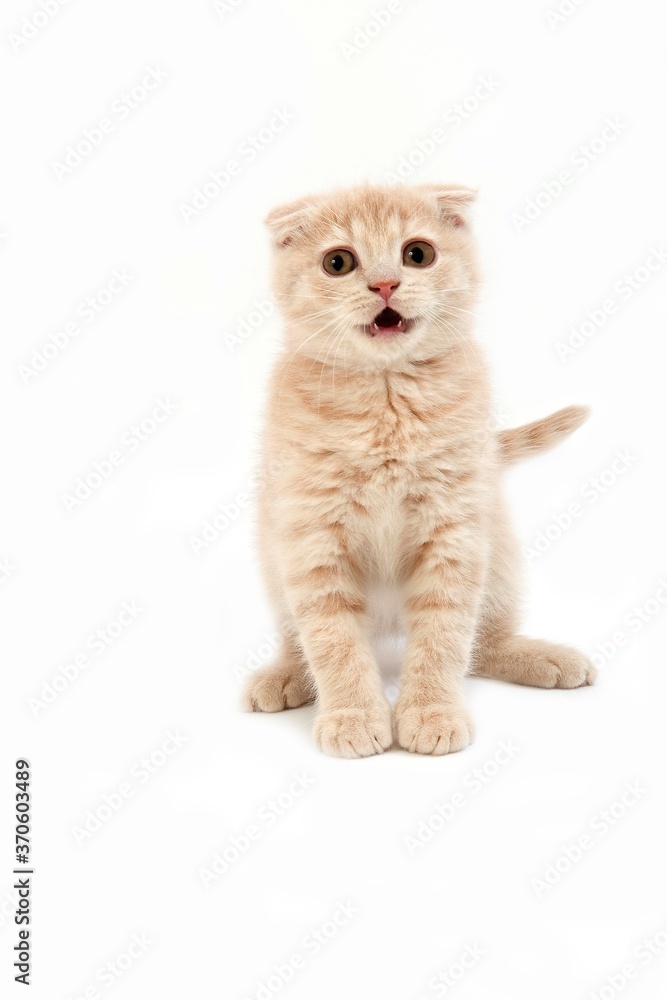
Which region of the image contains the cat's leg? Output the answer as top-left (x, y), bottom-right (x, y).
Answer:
top-left (394, 517), bottom-right (486, 756)
top-left (472, 497), bottom-right (595, 688)
top-left (282, 528), bottom-right (392, 758)
top-left (474, 636), bottom-right (595, 688)
top-left (243, 628), bottom-right (316, 712)
top-left (244, 519), bottom-right (316, 711)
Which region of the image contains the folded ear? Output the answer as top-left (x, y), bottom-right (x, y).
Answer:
top-left (264, 196), bottom-right (319, 248)
top-left (421, 184), bottom-right (478, 228)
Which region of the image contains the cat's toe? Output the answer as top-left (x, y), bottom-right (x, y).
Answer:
top-left (243, 666), bottom-right (313, 712)
top-left (314, 706), bottom-right (392, 758)
top-left (534, 645), bottom-right (596, 689)
top-left (395, 703), bottom-right (474, 756)
top-left (555, 652), bottom-right (596, 688)
top-left (476, 637), bottom-right (597, 689)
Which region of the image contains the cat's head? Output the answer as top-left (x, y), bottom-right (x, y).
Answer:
top-left (265, 184), bottom-right (480, 368)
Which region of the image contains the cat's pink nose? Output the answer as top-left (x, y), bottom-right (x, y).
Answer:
top-left (368, 279), bottom-right (400, 302)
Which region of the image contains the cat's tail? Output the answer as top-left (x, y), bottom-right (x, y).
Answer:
top-left (498, 405), bottom-right (589, 465)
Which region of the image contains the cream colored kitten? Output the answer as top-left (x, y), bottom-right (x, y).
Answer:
top-left (243, 184), bottom-right (594, 758)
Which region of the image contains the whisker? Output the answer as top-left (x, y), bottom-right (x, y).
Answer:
top-left (317, 317), bottom-right (350, 413)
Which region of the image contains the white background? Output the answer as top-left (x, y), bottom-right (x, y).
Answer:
top-left (2, 1), bottom-right (666, 998)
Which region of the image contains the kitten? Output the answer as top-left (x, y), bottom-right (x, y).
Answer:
top-left (243, 184), bottom-right (594, 758)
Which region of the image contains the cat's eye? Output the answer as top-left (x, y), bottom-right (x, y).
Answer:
top-left (403, 240), bottom-right (436, 268)
top-left (322, 249), bottom-right (357, 276)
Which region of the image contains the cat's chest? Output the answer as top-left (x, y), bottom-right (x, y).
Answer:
top-left (313, 377), bottom-right (489, 512)
top-left (316, 374), bottom-right (472, 462)
top-left (342, 449), bottom-right (477, 569)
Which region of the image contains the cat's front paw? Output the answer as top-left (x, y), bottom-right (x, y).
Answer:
top-left (314, 706), bottom-right (392, 758)
top-left (395, 702), bottom-right (474, 756)
top-left (243, 663), bottom-right (314, 712)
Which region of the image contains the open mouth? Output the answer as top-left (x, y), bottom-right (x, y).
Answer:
top-left (367, 306), bottom-right (411, 337)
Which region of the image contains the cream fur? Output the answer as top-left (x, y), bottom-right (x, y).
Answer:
top-left (243, 184), bottom-right (594, 758)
